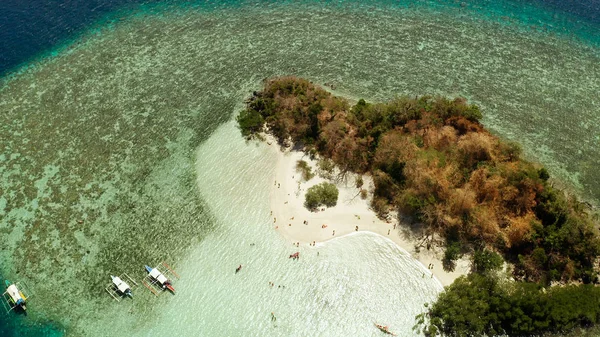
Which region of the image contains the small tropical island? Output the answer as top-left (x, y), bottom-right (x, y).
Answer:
top-left (237, 77), bottom-right (600, 337)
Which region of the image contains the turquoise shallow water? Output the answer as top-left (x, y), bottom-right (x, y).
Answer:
top-left (0, 1), bottom-right (599, 336)
top-left (79, 122), bottom-right (442, 336)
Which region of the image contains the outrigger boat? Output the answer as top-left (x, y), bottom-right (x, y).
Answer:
top-left (105, 273), bottom-right (138, 302)
top-left (142, 262), bottom-right (179, 297)
top-left (374, 323), bottom-right (397, 336)
top-left (2, 280), bottom-right (30, 313)
top-left (145, 265), bottom-right (175, 293)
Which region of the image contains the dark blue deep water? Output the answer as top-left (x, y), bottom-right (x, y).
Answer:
top-left (0, 0), bottom-right (598, 335)
top-left (0, 0), bottom-right (155, 77)
top-left (1, 0), bottom-right (599, 77)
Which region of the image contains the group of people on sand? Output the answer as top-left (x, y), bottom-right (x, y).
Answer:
top-left (421, 263), bottom-right (435, 278)
top-left (268, 282), bottom-right (285, 289)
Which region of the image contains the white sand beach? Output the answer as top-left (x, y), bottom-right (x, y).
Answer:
top-left (267, 139), bottom-right (468, 287)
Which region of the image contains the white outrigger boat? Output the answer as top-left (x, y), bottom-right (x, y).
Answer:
top-left (2, 280), bottom-right (31, 314)
top-left (105, 273), bottom-right (138, 302)
top-left (142, 262), bottom-right (179, 296)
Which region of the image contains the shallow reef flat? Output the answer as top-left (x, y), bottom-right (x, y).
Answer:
top-left (0, 1), bottom-right (598, 335)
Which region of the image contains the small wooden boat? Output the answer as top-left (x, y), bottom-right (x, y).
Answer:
top-left (289, 252), bottom-right (299, 259)
top-left (111, 275), bottom-right (133, 298)
top-left (141, 262), bottom-right (179, 296)
top-left (105, 273), bottom-right (137, 301)
top-left (145, 265), bottom-right (175, 293)
top-left (374, 323), bottom-right (397, 336)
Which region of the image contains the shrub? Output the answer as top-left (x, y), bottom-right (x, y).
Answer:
top-left (443, 241), bottom-right (462, 272)
top-left (304, 182), bottom-right (339, 210)
top-left (382, 159), bottom-right (406, 185)
top-left (472, 249), bottom-right (503, 274)
top-left (538, 167), bottom-right (550, 181)
top-left (296, 160), bottom-right (314, 181)
top-left (397, 190), bottom-right (425, 215)
top-left (360, 189), bottom-right (368, 200)
top-left (317, 158), bottom-right (335, 179)
top-left (499, 140), bottom-right (522, 161)
top-left (462, 104), bottom-right (483, 122)
top-left (236, 108), bottom-right (264, 137)
top-left (371, 197), bottom-right (389, 217)
top-left (355, 176), bottom-right (364, 189)
top-left (350, 98), bottom-right (366, 120)
top-left (373, 170), bottom-right (397, 202)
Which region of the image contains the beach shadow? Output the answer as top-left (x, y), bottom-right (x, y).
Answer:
top-left (395, 213), bottom-right (441, 254)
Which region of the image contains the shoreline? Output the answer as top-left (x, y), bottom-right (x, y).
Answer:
top-left (266, 138), bottom-right (468, 287)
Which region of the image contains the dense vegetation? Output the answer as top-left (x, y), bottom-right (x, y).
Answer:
top-left (415, 273), bottom-right (600, 337)
top-left (304, 182), bottom-right (339, 210)
top-left (238, 76), bottom-right (600, 335)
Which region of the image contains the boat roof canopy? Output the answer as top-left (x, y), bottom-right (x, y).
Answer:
top-left (149, 268), bottom-right (168, 284)
top-left (113, 277), bottom-right (130, 293)
top-left (6, 285), bottom-right (22, 302)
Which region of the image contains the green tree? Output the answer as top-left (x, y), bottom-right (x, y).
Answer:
top-left (236, 108), bottom-right (264, 137)
top-left (304, 182), bottom-right (339, 210)
top-left (472, 249), bottom-right (503, 274)
top-left (538, 167), bottom-right (550, 181)
top-left (443, 241), bottom-right (462, 272)
top-left (417, 273), bottom-right (600, 337)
